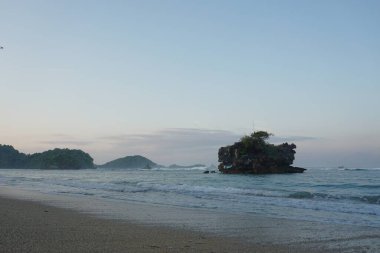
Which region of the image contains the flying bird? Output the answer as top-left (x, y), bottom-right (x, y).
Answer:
top-left (0, 46), bottom-right (3, 49)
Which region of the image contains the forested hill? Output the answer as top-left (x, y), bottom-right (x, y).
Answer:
top-left (0, 145), bottom-right (94, 169)
top-left (99, 155), bottom-right (158, 169)
top-left (0, 145), bottom-right (28, 168)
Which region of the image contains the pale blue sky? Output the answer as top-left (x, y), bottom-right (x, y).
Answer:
top-left (1, 0), bottom-right (379, 167)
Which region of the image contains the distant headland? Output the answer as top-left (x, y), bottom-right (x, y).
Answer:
top-left (98, 155), bottom-right (159, 169)
top-left (1, 131), bottom-right (305, 173)
top-left (218, 131), bottom-right (305, 174)
top-left (0, 144), bottom-right (94, 170)
top-left (0, 144), bottom-right (204, 170)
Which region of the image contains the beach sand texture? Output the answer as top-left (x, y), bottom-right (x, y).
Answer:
top-left (0, 196), bottom-right (334, 253)
top-left (0, 194), bottom-right (379, 253)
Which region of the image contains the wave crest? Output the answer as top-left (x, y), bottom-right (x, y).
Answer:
top-left (288, 191), bottom-right (380, 205)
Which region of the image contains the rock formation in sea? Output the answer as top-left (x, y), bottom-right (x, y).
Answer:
top-left (218, 131), bottom-right (305, 174)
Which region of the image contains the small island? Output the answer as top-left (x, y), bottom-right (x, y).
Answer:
top-left (218, 131), bottom-right (305, 174)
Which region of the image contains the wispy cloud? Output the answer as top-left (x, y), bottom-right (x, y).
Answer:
top-left (270, 135), bottom-right (319, 143)
top-left (100, 128), bottom-right (240, 149)
top-left (96, 128), bottom-right (241, 164)
top-left (41, 134), bottom-right (93, 147)
top-left (39, 129), bottom-right (320, 165)
top-left (41, 140), bottom-right (93, 146)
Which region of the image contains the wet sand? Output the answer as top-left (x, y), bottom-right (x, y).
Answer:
top-left (0, 187), bottom-right (379, 253)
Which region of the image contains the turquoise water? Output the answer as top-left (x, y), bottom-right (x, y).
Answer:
top-left (0, 167), bottom-right (379, 227)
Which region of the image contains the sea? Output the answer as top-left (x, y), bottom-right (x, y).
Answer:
top-left (0, 167), bottom-right (379, 228)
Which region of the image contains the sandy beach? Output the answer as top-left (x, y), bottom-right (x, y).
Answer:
top-left (1, 191), bottom-right (379, 253)
top-left (0, 195), bottom-right (323, 253)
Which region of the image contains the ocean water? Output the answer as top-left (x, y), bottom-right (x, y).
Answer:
top-left (0, 167), bottom-right (379, 228)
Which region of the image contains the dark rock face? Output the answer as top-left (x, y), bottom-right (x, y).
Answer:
top-left (218, 131), bottom-right (305, 174)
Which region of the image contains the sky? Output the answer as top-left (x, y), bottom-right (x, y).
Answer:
top-left (1, 0), bottom-right (379, 167)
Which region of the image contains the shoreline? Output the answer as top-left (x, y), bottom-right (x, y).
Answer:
top-left (1, 186), bottom-right (380, 252)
